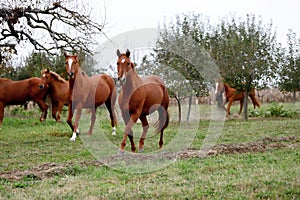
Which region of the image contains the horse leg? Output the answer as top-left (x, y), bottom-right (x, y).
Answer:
top-left (125, 119), bottom-right (137, 152)
top-left (138, 115), bottom-right (149, 152)
top-left (105, 100), bottom-right (116, 135)
top-left (70, 102), bottom-right (83, 141)
top-left (67, 103), bottom-right (78, 141)
top-left (34, 99), bottom-right (49, 122)
top-left (88, 107), bottom-right (96, 135)
top-left (52, 102), bottom-right (59, 121)
top-left (158, 108), bottom-right (169, 149)
top-left (56, 102), bottom-right (64, 122)
top-left (120, 110), bottom-right (140, 152)
top-left (238, 100), bottom-right (243, 115)
top-left (227, 99), bottom-right (233, 115)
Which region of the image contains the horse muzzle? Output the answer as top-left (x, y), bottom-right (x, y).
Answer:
top-left (68, 72), bottom-right (74, 78)
top-left (118, 76), bottom-right (126, 85)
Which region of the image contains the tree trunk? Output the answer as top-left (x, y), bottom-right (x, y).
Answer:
top-left (293, 91), bottom-right (296, 103)
top-left (243, 91), bottom-right (249, 120)
top-left (187, 94), bottom-right (193, 121)
top-left (174, 94), bottom-right (181, 123)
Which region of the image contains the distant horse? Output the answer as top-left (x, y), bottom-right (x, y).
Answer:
top-left (39, 69), bottom-right (69, 122)
top-left (64, 52), bottom-right (117, 141)
top-left (116, 49), bottom-right (170, 153)
top-left (0, 77), bottom-right (49, 125)
top-left (215, 82), bottom-right (260, 115)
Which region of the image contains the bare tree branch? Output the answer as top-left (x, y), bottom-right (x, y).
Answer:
top-left (0, 0), bottom-right (106, 61)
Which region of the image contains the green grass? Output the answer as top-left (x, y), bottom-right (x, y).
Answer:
top-left (0, 103), bottom-right (299, 199)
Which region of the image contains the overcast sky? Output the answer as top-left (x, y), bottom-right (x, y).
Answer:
top-left (94, 0), bottom-right (300, 46)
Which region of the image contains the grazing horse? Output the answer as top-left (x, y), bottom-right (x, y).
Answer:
top-left (0, 77), bottom-right (49, 125)
top-left (64, 52), bottom-right (117, 141)
top-left (39, 69), bottom-right (69, 122)
top-left (215, 82), bottom-right (260, 115)
top-left (116, 49), bottom-right (170, 153)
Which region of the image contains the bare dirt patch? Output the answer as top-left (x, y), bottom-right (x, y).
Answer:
top-left (0, 136), bottom-right (299, 181)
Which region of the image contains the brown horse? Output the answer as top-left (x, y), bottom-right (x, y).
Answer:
top-left (64, 52), bottom-right (117, 141)
top-left (116, 49), bottom-right (170, 153)
top-left (39, 69), bottom-right (69, 122)
top-left (215, 82), bottom-right (260, 115)
top-left (0, 77), bottom-right (49, 125)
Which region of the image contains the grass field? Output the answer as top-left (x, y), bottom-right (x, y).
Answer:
top-left (0, 102), bottom-right (299, 199)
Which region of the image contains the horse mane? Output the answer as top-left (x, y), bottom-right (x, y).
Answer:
top-left (223, 82), bottom-right (231, 92)
top-left (0, 78), bottom-right (12, 82)
top-left (49, 70), bottom-right (66, 83)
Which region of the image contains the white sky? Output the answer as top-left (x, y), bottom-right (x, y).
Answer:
top-left (95, 0), bottom-right (300, 46)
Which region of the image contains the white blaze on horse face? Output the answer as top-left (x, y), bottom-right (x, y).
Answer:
top-left (121, 58), bottom-right (126, 63)
top-left (42, 73), bottom-right (46, 77)
top-left (215, 82), bottom-right (219, 95)
top-left (68, 58), bottom-right (73, 72)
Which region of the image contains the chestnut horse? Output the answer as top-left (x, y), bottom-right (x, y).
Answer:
top-left (39, 69), bottom-right (69, 122)
top-left (64, 52), bottom-right (117, 141)
top-left (216, 82), bottom-right (260, 115)
top-left (0, 77), bottom-right (49, 125)
top-left (116, 49), bottom-right (170, 153)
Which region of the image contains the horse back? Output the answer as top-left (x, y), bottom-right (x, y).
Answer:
top-left (141, 75), bottom-right (169, 112)
top-left (0, 77), bottom-right (48, 105)
top-left (84, 74), bottom-right (116, 107)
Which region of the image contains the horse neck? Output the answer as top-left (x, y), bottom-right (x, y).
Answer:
top-left (223, 83), bottom-right (231, 93)
top-left (123, 69), bottom-right (143, 91)
top-left (50, 78), bottom-right (67, 92)
top-left (69, 68), bottom-right (87, 89)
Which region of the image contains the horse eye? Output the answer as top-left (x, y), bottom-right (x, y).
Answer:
top-left (117, 62), bottom-right (119, 65)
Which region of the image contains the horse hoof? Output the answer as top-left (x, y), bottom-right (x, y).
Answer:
top-left (138, 148), bottom-right (144, 153)
top-left (70, 132), bottom-right (77, 141)
top-left (112, 132), bottom-right (116, 136)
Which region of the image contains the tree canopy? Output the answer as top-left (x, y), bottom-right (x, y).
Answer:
top-left (278, 29), bottom-right (300, 101)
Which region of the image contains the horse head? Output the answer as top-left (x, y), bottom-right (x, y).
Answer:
top-left (39, 68), bottom-right (51, 89)
top-left (215, 81), bottom-right (225, 96)
top-left (116, 49), bottom-right (134, 83)
top-left (64, 52), bottom-right (79, 79)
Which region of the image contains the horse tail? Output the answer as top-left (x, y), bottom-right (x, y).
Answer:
top-left (155, 107), bottom-right (169, 134)
top-left (105, 75), bottom-right (118, 127)
top-left (249, 89), bottom-right (261, 109)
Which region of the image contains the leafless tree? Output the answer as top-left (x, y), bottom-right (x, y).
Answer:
top-left (0, 0), bottom-right (106, 63)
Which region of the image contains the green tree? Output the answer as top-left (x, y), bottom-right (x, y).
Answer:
top-left (209, 14), bottom-right (279, 119)
top-left (154, 14), bottom-right (219, 97)
top-left (278, 29), bottom-right (300, 102)
top-left (16, 52), bottom-right (52, 80)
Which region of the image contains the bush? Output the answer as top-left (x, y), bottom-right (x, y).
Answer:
top-left (249, 103), bottom-right (297, 118)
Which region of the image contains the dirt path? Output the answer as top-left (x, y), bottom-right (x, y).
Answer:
top-left (1, 136), bottom-right (299, 181)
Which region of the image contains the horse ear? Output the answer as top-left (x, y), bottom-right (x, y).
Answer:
top-left (126, 49), bottom-right (130, 57)
top-left (74, 54), bottom-right (78, 62)
top-left (64, 52), bottom-right (68, 58)
top-left (116, 49), bottom-right (121, 57)
top-left (46, 68), bottom-right (50, 73)
top-left (131, 62), bottom-right (135, 69)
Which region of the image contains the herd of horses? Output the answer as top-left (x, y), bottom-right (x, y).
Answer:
top-left (0, 49), bottom-right (260, 152)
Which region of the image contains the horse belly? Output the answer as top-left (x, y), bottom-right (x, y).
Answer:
top-left (1, 88), bottom-right (30, 105)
